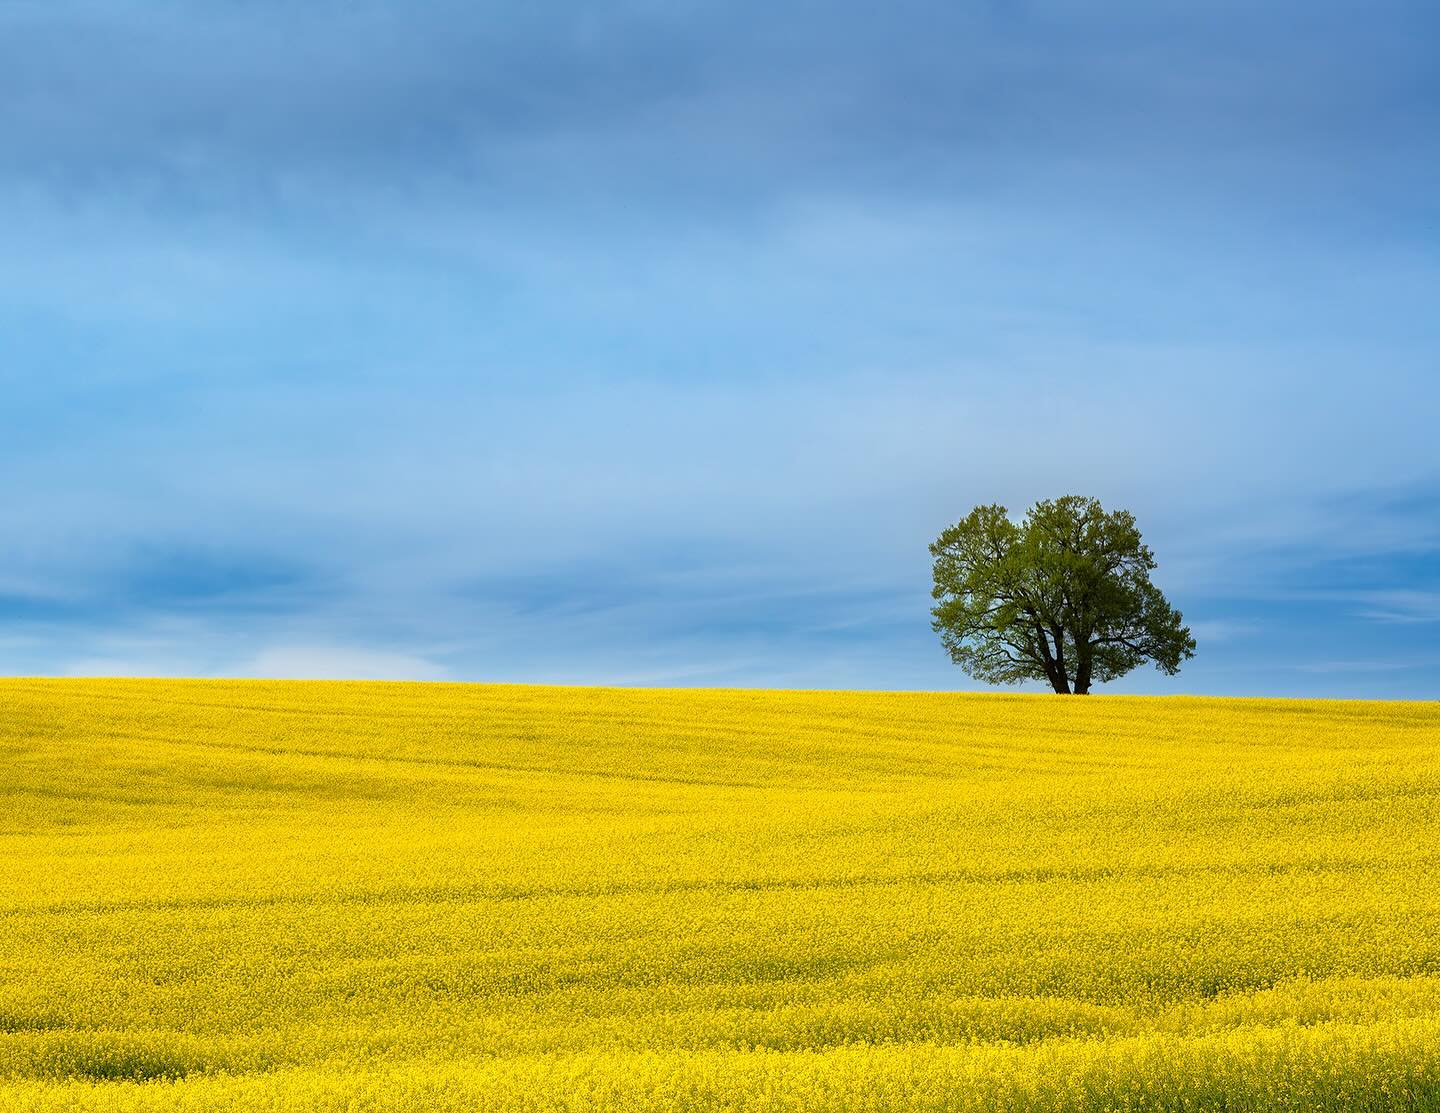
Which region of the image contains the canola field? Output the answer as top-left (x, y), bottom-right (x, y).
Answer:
top-left (2, 679), bottom-right (1439, 1111)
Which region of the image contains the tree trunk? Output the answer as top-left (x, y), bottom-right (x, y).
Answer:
top-left (1050, 628), bottom-right (1070, 694)
top-left (1034, 623), bottom-right (1070, 693)
top-left (1074, 648), bottom-right (1093, 695)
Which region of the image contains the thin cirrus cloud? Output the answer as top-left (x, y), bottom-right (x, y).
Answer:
top-left (1352, 593), bottom-right (1440, 625)
top-left (0, 0), bottom-right (1437, 695)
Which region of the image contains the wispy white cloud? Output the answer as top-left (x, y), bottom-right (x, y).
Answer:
top-left (234, 647), bottom-right (450, 682)
top-left (1186, 620), bottom-right (1259, 645)
top-left (1352, 591), bottom-right (1440, 624)
top-left (1289, 660), bottom-right (1427, 674)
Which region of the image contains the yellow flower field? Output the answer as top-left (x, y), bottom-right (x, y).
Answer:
top-left (1, 679), bottom-right (1438, 1110)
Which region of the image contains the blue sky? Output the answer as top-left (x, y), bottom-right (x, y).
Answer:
top-left (1, 0), bottom-right (1437, 696)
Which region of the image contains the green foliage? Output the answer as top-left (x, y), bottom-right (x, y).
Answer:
top-left (930, 495), bottom-right (1195, 693)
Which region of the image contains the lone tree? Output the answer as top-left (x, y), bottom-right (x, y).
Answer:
top-left (929, 496), bottom-right (1195, 694)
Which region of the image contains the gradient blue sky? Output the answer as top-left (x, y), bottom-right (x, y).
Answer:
top-left (2, 0), bottom-right (1437, 695)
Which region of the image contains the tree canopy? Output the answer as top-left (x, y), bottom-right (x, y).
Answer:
top-left (929, 496), bottom-right (1195, 694)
